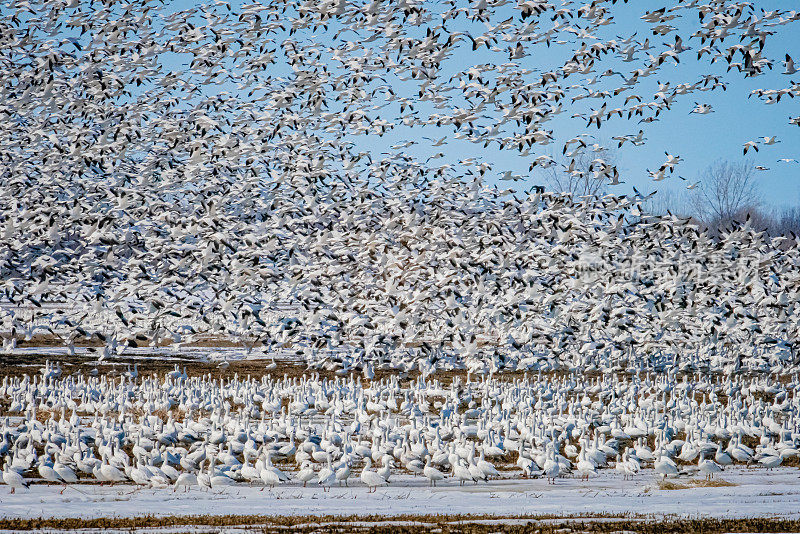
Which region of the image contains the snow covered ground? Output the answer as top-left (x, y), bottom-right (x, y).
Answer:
top-left (2, 467), bottom-right (799, 521)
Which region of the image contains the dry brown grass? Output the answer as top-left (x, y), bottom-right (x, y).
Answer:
top-left (657, 478), bottom-right (738, 490)
top-left (1, 347), bottom-right (790, 389)
top-left (0, 352), bottom-right (320, 382)
top-left (16, 334), bottom-right (104, 347)
top-left (178, 336), bottom-right (253, 348)
top-left (0, 513), bottom-right (799, 533)
top-left (14, 333), bottom-right (258, 349)
top-left (657, 480), bottom-right (690, 490)
top-left (691, 478), bottom-right (738, 487)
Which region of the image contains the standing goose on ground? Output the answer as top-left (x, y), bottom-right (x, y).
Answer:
top-left (335, 458), bottom-right (352, 487)
top-left (209, 456), bottom-right (236, 488)
top-left (452, 459), bottom-right (476, 486)
top-left (360, 457), bottom-right (387, 492)
top-left (38, 454), bottom-right (63, 486)
top-left (259, 461), bottom-right (281, 488)
top-left (377, 455), bottom-right (393, 482)
top-left (654, 451), bottom-right (678, 479)
top-left (99, 452), bottom-right (128, 484)
top-left (698, 453), bottom-right (723, 480)
top-left (714, 444), bottom-right (733, 467)
top-left (174, 469), bottom-right (198, 491)
top-left (197, 460), bottom-right (212, 490)
top-left (543, 445), bottom-right (560, 484)
top-left (317, 455), bottom-right (336, 492)
top-left (758, 452), bottom-right (782, 470)
top-left (423, 455), bottom-right (446, 487)
top-left (476, 448), bottom-right (500, 480)
top-left (240, 451), bottom-right (260, 484)
top-left (3, 458), bottom-right (28, 493)
top-left (296, 461), bottom-right (316, 487)
top-left (576, 449), bottom-right (596, 481)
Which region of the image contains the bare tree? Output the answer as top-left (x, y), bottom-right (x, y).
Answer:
top-left (773, 206), bottom-right (800, 236)
top-left (642, 187), bottom-right (692, 216)
top-left (643, 160), bottom-right (797, 237)
top-left (538, 146), bottom-right (615, 197)
top-left (690, 160), bottom-right (761, 228)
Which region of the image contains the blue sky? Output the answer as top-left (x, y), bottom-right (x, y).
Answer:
top-left (279, 0), bottom-right (799, 209)
top-left (444, 1), bottom-right (800, 208)
top-left (14, 0), bottom-right (798, 209)
top-left (599, 2), bottom-right (800, 209)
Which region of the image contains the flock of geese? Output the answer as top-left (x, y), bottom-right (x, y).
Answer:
top-left (1, 0), bottom-right (800, 502)
top-left (4, 184), bottom-right (800, 376)
top-left (0, 366), bottom-right (799, 493)
top-left (1, 0), bottom-right (799, 374)
top-left (1, 0), bottom-right (799, 375)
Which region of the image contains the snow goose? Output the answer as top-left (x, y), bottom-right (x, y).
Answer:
top-left (677, 437), bottom-right (699, 463)
top-left (317, 456), bottom-right (336, 492)
top-left (516, 452), bottom-right (540, 478)
top-left (576, 449), bottom-right (596, 481)
top-left (296, 461), bottom-right (316, 487)
top-left (377, 455), bottom-right (393, 482)
top-left (53, 457), bottom-right (78, 484)
top-left (758, 452), bottom-right (782, 470)
top-left (698, 453), bottom-right (723, 480)
top-left (476, 448), bottom-right (499, 480)
top-left (614, 453), bottom-right (628, 479)
top-left (360, 457), bottom-right (387, 492)
top-left (130, 458), bottom-right (151, 486)
top-left (543, 446), bottom-right (560, 484)
top-left (239, 450), bottom-right (261, 483)
top-left (467, 450), bottom-right (487, 483)
top-left (209, 456), bottom-right (236, 488)
top-left (259, 462), bottom-right (281, 488)
top-left (423, 455), bottom-right (445, 487)
top-left (2, 458), bottom-right (28, 493)
top-left (335, 457), bottom-right (352, 486)
top-left (452, 459), bottom-right (476, 486)
top-left (174, 470), bottom-right (198, 491)
top-left (625, 450), bottom-right (641, 479)
top-left (263, 451), bottom-right (290, 482)
top-left (100, 452), bottom-right (128, 484)
top-left (159, 460), bottom-right (180, 483)
top-left (654, 451), bottom-right (678, 479)
top-left (727, 435), bottom-right (753, 463)
top-left (197, 460), bottom-right (212, 490)
top-left (714, 444), bottom-right (733, 467)
top-left (37, 454), bottom-right (63, 486)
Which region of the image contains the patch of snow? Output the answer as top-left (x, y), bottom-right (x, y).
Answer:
top-left (1, 467), bottom-right (799, 521)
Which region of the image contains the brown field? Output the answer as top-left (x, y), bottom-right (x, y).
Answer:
top-left (1, 514), bottom-right (800, 533)
top-left (0, 350), bottom-right (541, 384)
top-left (14, 334), bottom-right (253, 349)
top-left (655, 478), bottom-right (739, 490)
